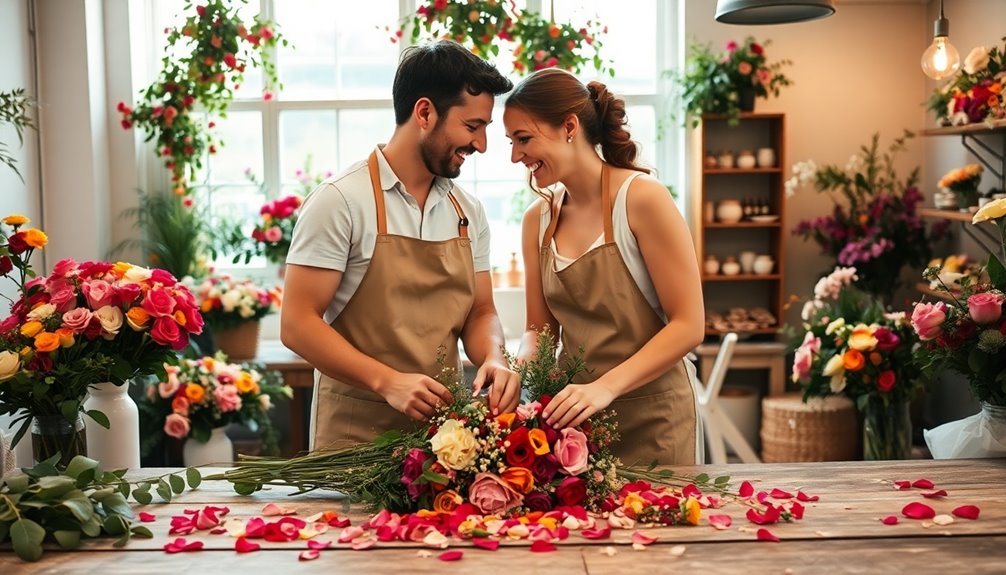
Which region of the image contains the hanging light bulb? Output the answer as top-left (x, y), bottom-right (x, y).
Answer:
top-left (921, 0), bottom-right (960, 80)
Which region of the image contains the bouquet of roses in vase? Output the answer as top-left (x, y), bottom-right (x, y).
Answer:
top-left (0, 215), bottom-right (204, 464)
top-left (185, 272), bottom-right (281, 360)
top-left (911, 198), bottom-right (1006, 458)
top-left (938, 163), bottom-right (984, 211)
top-left (138, 352), bottom-right (292, 465)
top-left (790, 266), bottom-right (924, 460)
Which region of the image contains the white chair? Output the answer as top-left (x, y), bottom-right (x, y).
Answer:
top-left (694, 333), bottom-right (762, 464)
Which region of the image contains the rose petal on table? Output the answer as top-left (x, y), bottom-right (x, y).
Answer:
top-left (235, 537), bottom-right (260, 553)
top-left (632, 542), bottom-right (648, 551)
top-left (893, 480), bottom-right (912, 490)
top-left (262, 502), bottom-right (298, 516)
top-left (164, 537), bottom-right (204, 553)
top-left (669, 544), bottom-right (686, 557)
top-left (921, 490), bottom-right (948, 498)
top-left (932, 514), bottom-right (954, 526)
top-left (581, 526), bottom-right (611, 539)
top-left (788, 502), bottom-right (805, 520)
top-left (880, 516), bottom-right (899, 525)
top-left (138, 512), bottom-right (156, 522)
top-left (756, 528), bottom-right (780, 542)
top-left (423, 531), bottom-right (449, 548)
top-left (631, 531), bottom-right (657, 545)
top-left (209, 527), bottom-right (227, 535)
top-left (902, 502), bottom-right (936, 520)
top-left (244, 517), bottom-right (266, 538)
top-left (599, 546), bottom-right (617, 556)
top-left (953, 505), bottom-right (981, 520)
top-left (756, 491), bottom-right (770, 505)
top-left (746, 505), bottom-right (781, 525)
top-left (417, 550), bottom-right (433, 558)
top-left (338, 525), bottom-right (365, 543)
top-left (707, 514), bottom-right (732, 530)
top-left (307, 539), bottom-right (333, 550)
top-left (298, 550), bottom-right (320, 561)
top-left (471, 537), bottom-right (499, 550)
top-left (739, 481), bottom-right (755, 498)
top-left (530, 540), bottom-right (556, 553)
top-left (682, 484), bottom-right (703, 499)
top-left (437, 550), bottom-right (463, 561)
top-left (351, 538), bottom-right (377, 550)
top-left (796, 491), bottom-right (819, 502)
top-left (770, 488), bottom-right (793, 499)
top-left (911, 478), bottom-right (935, 489)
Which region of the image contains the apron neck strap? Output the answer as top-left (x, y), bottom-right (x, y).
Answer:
top-left (368, 150), bottom-right (469, 238)
top-left (542, 162), bottom-right (613, 248)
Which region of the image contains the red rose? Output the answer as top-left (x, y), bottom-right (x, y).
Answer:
top-left (877, 370), bottom-right (896, 393)
top-left (0, 255), bottom-right (11, 275)
top-left (505, 426), bottom-right (536, 467)
top-left (556, 476), bottom-right (587, 507)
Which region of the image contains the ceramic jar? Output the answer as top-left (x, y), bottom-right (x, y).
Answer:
top-left (757, 147), bottom-right (776, 168)
top-left (717, 151), bottom-right (735, 169)
top-left (703, 255), bottom-right (720, 275)
top-left (721, 256), bottom-right (741, 276)
top-left (753, 255), bottom-right (775, 275)
top-left (736, 150), bottom-right (756, 169)
top-left (716, 200), bottom-right (743, 224)
top-left (83, 382), bottom-right (140, 470)
top-left (739, 251), bottom-right (757, 274)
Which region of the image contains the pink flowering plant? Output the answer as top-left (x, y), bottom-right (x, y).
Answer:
top-left (138, 352), bottom-right (292, 456)
top-left (788, 132), bottom-right (948, 302)
top-left (185, 272), bottom-right (281, 331)
top-left (911, 198), bottom-right (1006, 406)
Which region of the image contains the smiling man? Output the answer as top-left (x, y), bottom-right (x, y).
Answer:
top-left (281, 41), bottom-right (519, 450)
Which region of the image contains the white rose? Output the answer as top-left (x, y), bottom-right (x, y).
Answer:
top-left (220, 289), bottom-right (242, 312)
top-left (829, 373), bottom-right (847, 393)
top-left (27, 303), bottom-right (57, 322)
top-left (94, 305), bottom-right (124, 338)
top-left (963, 46), bottom-right (990, 75)
top-left (123, 264), bottom-right (152, 283)
top-left (0, 350), bottom-right (21, 381)
top-left (822, 354), bottom-right (845, 378)
top-left (429, 419), bottom-right (479, 471)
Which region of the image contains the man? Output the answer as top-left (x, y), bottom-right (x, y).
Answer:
top-left (282, 41), bottom-right (520, 449)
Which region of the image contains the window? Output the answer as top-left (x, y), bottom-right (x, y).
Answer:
top-left (145, 0), bottom-right (679, 278)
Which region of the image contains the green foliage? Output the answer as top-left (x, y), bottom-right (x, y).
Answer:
top-left (398, 0), bottom-right (513, 59)
top-left (0, 455), bottom-right (201, 562)
top-left (506, 325), bottom-right (590, 401)
top-left (110, 191), bottom-right (213, 280)
top-left (510, 14), bottom-right (611, 77)
top-left (0, 88), bottom-right (35, 181)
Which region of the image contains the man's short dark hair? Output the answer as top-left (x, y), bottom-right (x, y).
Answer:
top-left (392, 40), bottom-right (513, 125)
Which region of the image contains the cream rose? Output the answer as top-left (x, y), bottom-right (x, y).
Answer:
top-left (963, 46), bottom-right (990, 75)
top-left (429, 419), bottom-right (479, 471)
top-left (94, 305), bottom-right (124, 339)
top-left (0, 350), bottom-right (21, 381)
top-left (973, 198), bottom-right (1006, 224)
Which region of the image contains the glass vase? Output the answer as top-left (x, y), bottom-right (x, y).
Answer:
top-left (862, 397), bottom-right (912, 460)
top-left (981, 402), bottom-right (1006, 437)
top-left (31, 412), bottom-right (87, 468)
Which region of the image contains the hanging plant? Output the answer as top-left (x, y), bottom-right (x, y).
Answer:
top-left (393, 0), bottom-right (610, 77)
top-left (0, 88), bottom-right (35, 181)
top-left (116, 0), bottom-right (286, 194)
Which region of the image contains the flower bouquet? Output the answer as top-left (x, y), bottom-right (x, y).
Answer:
top-left (938, 163), bottom-right (984, 210)
top-left (788, 131), bottom-right (948, 302)
top-left (670, 36), bottom-right (792, 126)
top-left (0, 216), bottom-right (204, 458)
top-left (926, 38), bottom-right (1005, 127)
top-left (186, 273), bottom-right (281, 331)
top-left (138, 353), bottom-right (292, 460)
top-left (790, 266), bottom-right (923, 460)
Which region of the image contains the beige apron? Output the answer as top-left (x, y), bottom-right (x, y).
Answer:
top-left (540, 165), bottom-right (698, 466)
top-left (310, 151), bottom-right (476, 450)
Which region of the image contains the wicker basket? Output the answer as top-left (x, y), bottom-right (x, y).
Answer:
top-left (760, 393), bottom-right (858, 462)
top-left (213, 321), bottom-right (261, 361)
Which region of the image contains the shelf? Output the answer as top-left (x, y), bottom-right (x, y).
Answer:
top-left (703, 167), bottom-right (782, 174)
top-left (920, 119), bottom-right (1006, 136)
top-left (703, 274), bottom-right (780, 281)
top-left (704, 221), bottom-right (781, 229)
top-left (922, 120), bottom-right (1005, 191)
top-left (919, 208), bottom-right (975, 222)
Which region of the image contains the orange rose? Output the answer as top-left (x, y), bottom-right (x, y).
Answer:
top-left (20, 320), bottom-right (43, 338)
top-left (843, 349), bottom-right (865, 371)
top-left (494, 412), bottom-right (516, 430)
top-left (235, 373), bottom-right (256, 393)
top-left (684, 497), bottom-right (702, 525)
top-left (433, 490), bottom-right (463, 513)
top-left (22, 228), bottom-right (48, 249)
top-left (501, 466), bottom-right (535, 494)
top-left (528, 428), bottom-right (550, 455)
top-left (34, 332), bottom-right (60, 353)
top-left (55, 327), bottom-right (75, 348)
top-left (185, 383), bottom-right (205, 403)
top-left (126, 306), bottom-right (151, 330)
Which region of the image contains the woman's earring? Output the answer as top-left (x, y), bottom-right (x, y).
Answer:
top-left (566, 135), bottom-right (573, 143)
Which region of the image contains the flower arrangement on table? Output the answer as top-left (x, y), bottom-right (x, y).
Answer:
top-left (787, 131), bottom-right (948, 302)
top-left (937, 163), bottom-right (984, 210)
top-left (790, 266), bottom-right (924, 460)
top-left (185, 273), bottom-right (281, 331)
top-left (115, 0), bottom-right (286, 193)
top-left (670, 36), bottom-right (792, 126)
top-left (926, 38), bottom-right (1005, 127)
top-left (138, 352), bottom-right (292, 458)
top-left (0, 217), bottom-right (204, 448)
top-left (911, 198), bottom-right (1006, 407)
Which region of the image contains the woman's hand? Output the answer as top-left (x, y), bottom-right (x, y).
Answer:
top-left (471, 358), bottom-right (522, 415)
top-left (543, 381), bottom-right (617, 429)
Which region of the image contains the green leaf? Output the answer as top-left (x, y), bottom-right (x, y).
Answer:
top-left (59, 401), bottom-right (81, 425)
top-left (61, 496), bottom-right (95, 523)
top-left (234, 482), bottom-right (258, 496)
top-left (693, 473), bottom-right (709, 484)
top-left (10, 518), bottom-right (45, 562)
top-left (102, 514), bottom-right (128, 536)
top-left (4, 474), bottom-right (30, 494)
top-left (131, 525), bottom-right (153, 538)
top-left (156, 479), bottom-right (172, 502)
top-left (53, 529), bottom-right (81, 549)
top-left (132, 490), bottom-right (153, 505)
top-left (714, 475), bottom-right (731, 486)
top-left (168, 474), bottom-right (185, 494)
top-left (987, 253), bottom-right (1006, 290)
top-left (75, 468), bottom-right (96, 488)
top-left (36, 476), bottom-right (77, 499)
top-left (113, 531), bottom-right (131, 548)
top-left (101, 493), bottom-right (134, 518)
top-left (65, 455), bottom-right (100, 480)
top-left (85, 409), bottom-right (111, 430)
top-left (81, 515), bottom-right (102, 537)
top-left (186, 467), bottom-right (202, 489)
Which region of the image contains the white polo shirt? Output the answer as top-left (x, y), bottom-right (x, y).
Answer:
top-left (286, 146), bottom-right (491, 323)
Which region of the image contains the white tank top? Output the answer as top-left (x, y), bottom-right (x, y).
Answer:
top-left (540, 172), bottom-right (666, 321)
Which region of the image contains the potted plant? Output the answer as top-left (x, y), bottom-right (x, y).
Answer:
top-left (184, 272), bottom-right (282, 361)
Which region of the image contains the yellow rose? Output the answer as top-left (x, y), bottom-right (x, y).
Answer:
top-left (429, 419), bottom-right (479, 471)
top-left (0, 350), bottom-right (21, 381)
top-left (20, 320), bottom-right (43, 338)
top-left (684, 497), bottom-right (702, 525)
top-left (2, 214), bottom-right (29, 226)
top-left (822, 354), bottom-right (845, 377)
top-left (22, 228), bottom-right (48, 249)
top-left (973, 197), bottom-right (1006, 224)
top-left (847, 324), bottom-right (878, 351)
top-left (825, 318), bottom-right (845, 335)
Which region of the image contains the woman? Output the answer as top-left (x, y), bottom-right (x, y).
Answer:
top-left (504, 68), bottom-right (705, 466)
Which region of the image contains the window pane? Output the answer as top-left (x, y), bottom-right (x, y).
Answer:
top-left (275, 0), bottom-right (400, 99)
top-left (626, 105), bottom-right (657, 172)
top-left (337, 108), bottom-right (395, 171)
top-left (280, 110), bottom-right (338, 191)
top-left (198, 111), bottom-right (263, 184)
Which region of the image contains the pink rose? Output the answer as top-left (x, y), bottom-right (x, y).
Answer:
top-left (553, 428), bottom-right (589, 475)
top-left (164, 413), bottom-right (190, 439)
top-left (150, 315), bottom-right (185, 349)
top-left (264, 226), bottom-right (283, 242)
top-left (158, 378), bottom-right (179, 399)
top-left (50, 258), bottom-right (78, 279)
top-left (115, 282), bottom-right (142, 306)
top-left (400, 448), bottom-right (431, 498)
top-left (143, 287), bottom-right (177, 317)
top-left (968, 291), bottom-right (1004, 324)
top-left (467, 472), bottom-right (523, 516)
top-left (516, 401), bottom-right (541, 422)
top-left (61, 307), bottom-right (94, 333)
top-left (910, 301), bottom-right (947, 341)
top-left (48, 280), bottom-right (78, 313)
top-left (213, 384), bottom-right (242, 412)
top-left (82, 279), bottom-right (116, 309)
top-left (150, 268), bottom-right (178, 286)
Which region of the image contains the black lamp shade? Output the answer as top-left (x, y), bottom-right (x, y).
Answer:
top-left (715, 0), bottom-right (836, 25)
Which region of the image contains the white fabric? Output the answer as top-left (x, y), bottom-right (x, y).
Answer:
top-left (287, 146), bottom-right (491, 323)
top-left (542, 172), bottom-right (664, 319)
top-left (924, 409), bottom-right (1006, 459)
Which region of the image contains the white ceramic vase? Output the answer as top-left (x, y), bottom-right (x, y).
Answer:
top-left (183, 427), bottom-right (234, 467)
top-left (83, 382), bottom-right (140, 469)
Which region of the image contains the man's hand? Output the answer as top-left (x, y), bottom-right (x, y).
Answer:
top-left (377, 372), bottom-right (454, 421)
top-left (471, 358), bottom-right (521, 415)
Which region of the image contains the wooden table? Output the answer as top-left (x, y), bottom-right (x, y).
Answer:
top-left (3, 459), bottom-right (1004, 573)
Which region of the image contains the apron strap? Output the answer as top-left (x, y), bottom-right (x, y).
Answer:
top-left (367, 151), bottom-right (388, 235)
top-left (541, 163), bottom-right (614, 248)
top-left (446, 192), bottom-right (470, 239)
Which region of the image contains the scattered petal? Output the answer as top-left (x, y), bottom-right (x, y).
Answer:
top-left (669, 545), bottom-right (686, 557)
top-left (880, 516), bottom-right (899, 525)
top-left (912, 478), bottom-right (935, 489)
top-left (338, 526), bottom-right (365, 543)
top-left (953, 505), bottom-right (980, 520)
top-left (631, 531), bottom-right (657, 545)
top-left (796, 491), bottom-right (819, 502)
top-left (472, 538), bottom-right (500, 551)
top-left (298, 550), bottom-right (320, 561)
top-left (262, 502), bottom-right (298, 516)
top-left (789, 502), bottom-right (805, 520)
top-left (417, 550), bottom-right (433, 558)
top-left (739, 481), bottom-right (755, 498)
top-left (235, 537), bottom-right (260, 553)
top-left (893, 480), bottom-right (912, 490)
top-left (632, 542), bottom-right (647, 551)
top-left (932, 514), bottom-right (954, 526)
top-left (902, 502), bottom-right (936, 520)
top-left (921, 490), bottom-right (948, 498)
top-left (756, 528), bottom-right (780, 542)
top-left (163, 537), bottom-right (204, 553)
top-left (307, 539), bottom-right (333, 550)
top-left (581, 526), bottom-right (611, 539)
top-left (351, 538), bottom-right (377, 550)
top-left (138, 512), bottom-right (156, 522)
top-left (707, 514), bottom-right (732, 530)
top-left (423, 530), bottom-right (449, 548)
top-left (438, 550), bottom-right (463, 561)
top-left (600, 546), bottom-right (617, 556)
top-left (530, 540), bottom-right (556, 553)
top-left (770, 488), bottom-right (793, 499)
